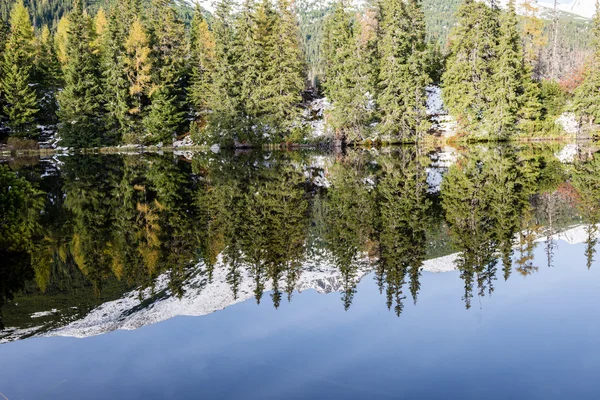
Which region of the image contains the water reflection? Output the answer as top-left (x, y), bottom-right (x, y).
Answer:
top-left (1, 144), bottom-right (599, 341)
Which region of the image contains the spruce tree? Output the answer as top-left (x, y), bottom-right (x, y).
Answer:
top-left (188, 5), bottom-right (215, 126)
top-left (573, 0), bottom-right (600, 126)
top-left (233, 0), bottom-right (261, 139)
top-left (1, 0), bottom-right (38, 136)
top-left (57, 0), bottom-right (105, 148)
top-left (322, 1), bottom-right (373, 143)
top-left (33, 25), bottom-right (61, 125)
top-left (101, 0), bottom-right (141, 139)
top-left (143, 0), bottom-right (187, 143)
top-left (442, 0), bottom-right (499, 131)
top-left (205, 0), bottom-right (243, 143)
top-left (377, 0), bottom-right (431, 141)
top-left (260, 0), bottom-right (306, 136)
top-left (485, 0), bottom-right (523, 138)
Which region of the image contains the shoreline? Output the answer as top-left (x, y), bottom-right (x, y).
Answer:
top-left (0, 135), bottom-right (592, 158)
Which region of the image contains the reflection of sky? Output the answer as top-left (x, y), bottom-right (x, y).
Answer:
top-left (1, 241), bottom-right (600, 400)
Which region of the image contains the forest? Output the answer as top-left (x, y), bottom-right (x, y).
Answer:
top-left (0, 0), bottom-right (600, 148)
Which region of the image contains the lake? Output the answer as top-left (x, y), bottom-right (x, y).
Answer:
top-left (1, 144), bottom-right (600, 399)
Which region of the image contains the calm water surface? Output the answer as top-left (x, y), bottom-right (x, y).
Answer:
top-left (1, 144), bottom-right (600, 399)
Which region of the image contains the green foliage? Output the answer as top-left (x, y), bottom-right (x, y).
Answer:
top-left (322, 1), bottom-right (375, 141)
top-left (57, 0), bottom-right (106, 147)
top-left (377, 0), bottom-right (431, 140)
top-left (573, 2), bottom-right (600, 124)
top-left (1, 0), bottom-right (38, 136)
top-left (442, 0), bottom-right (499, 132)
top-left (540, 79), bottom-right (567, 117)
top-left (0, 165), bottom-right (43, 252)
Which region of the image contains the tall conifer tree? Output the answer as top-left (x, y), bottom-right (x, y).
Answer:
top-left (1, 0), bottom-right (38, 135)
top-left (442, 0), bottom-right (499, 131)
top-left (377, 0), bottom-right (430, 140)
top-left (57, 0), bottom-right (105, 147)
top-left (262, 0), bottom-right (306, 134)
top-left (322, 1), bottom-right (373, 143)
top-left (485, 0), bottom-right (523, 137)
top-left (123, 17), bottom-right (152, 143)
top-left (206, 0), bottom-right (242, 141)
top-left (101, 0), bottom-right (141, 138)
top-left (188, 6), bottom-right (215, 125)
top-left (143, 0), bottom-right (187, 143)
top-left (573, 0), bottom-right (600, 126)
top-left (33, 25), bottom-right (61, 125)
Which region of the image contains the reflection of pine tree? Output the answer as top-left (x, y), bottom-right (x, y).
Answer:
top-left (515, 210), bottom-right (540, 277)
top-left (324, 155), bottom-right (375, 310)
top-left (442, 149), bottom-right (534, 308)
top-left (197, 153), bottom-right (310, 306)
top-left (63, 156), bottom-right (123, 293)
top-left (571, 153), bottom-right (600, 269)
top-left (373, 150), bottom-right (430, 316)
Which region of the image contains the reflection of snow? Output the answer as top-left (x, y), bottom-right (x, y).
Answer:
top-left (555, 143), bottom-right (578, 163)
top-left (536, 224), bottom-right (598, 245)
top-left (30, 309), bottom-right (58, 318)
top-left (426, 168), bottom-right (444, 194)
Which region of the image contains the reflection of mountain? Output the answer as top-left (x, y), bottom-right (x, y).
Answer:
top-left (1, 224), bottom-right (590, 344)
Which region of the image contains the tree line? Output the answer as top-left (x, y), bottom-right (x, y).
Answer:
top-left (1, 0), bottom-right (600, 148)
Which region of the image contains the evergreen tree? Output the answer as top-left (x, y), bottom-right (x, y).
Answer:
top-left (188, 5), bottom-right (215, 128)
top-left (205, 0), bottom-right (243, 143)
top-left (573, 1), bottom-right (600, 126)
top-left (485, 0), bottom-right (523, 138)
top-left (260, 0), bottom-right (306, 135)
top-left (442, 0), bottom-right (499, 131)
top-left (377, 0), bottom-right (430, 141)
top-left (143, 0), bottom-right (188, 143)
top-left (57, 0), bottom-right (105, 148)
top-left (100, 0), bottom-right (141, 139)
top-left (322, 1), bottom-right (374, 143)
top-left (1, 0), bottom-right (38, 136)
top-left (33, 25), bottom-right (61, 125)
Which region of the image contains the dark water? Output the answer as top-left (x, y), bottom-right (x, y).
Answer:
top-left (1, 144), bottom-right (600, 399)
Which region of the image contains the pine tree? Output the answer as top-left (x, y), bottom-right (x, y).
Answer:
top-left (101, 0), bottom-right (141, 139)
top-left (33, 25), bottom-right (61, 124)
top-left (442, 0), bottom-right (499, 131)
top-left (485, 0), bottom-right (523, 138)
top-left (205, 0), bottom-right (243, 143)
top-left (143, 0), bottom-right (187, 143)
top-left (188, 5), bottom-right (215, 126)
top-left (573, 0), bottom-right (600, 126)
top-left (260, 0), bottom-right (306, 136)
top-left (377, 0), bottom-right (431, 141)
top-left (57, 0), bottom-right (105, 148)
top-left (322, 1), bottom-right (373, 143)
top-left (0, 0), bottom-right (38, 136)
top-left (123, 17), bottom-right (152, 143)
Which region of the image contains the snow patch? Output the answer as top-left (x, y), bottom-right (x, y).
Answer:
top-left (555, 143), bottom-right (578, 163)
top-left (556, 112), bottom-right (579, 134)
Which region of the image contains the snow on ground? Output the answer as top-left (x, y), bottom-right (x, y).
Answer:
top-left (556, 112), bottom-right (579, 134)
top-left (426, 86), bottom-right (445, 116)
top-left (539, 0), bottom-right (595, 19)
